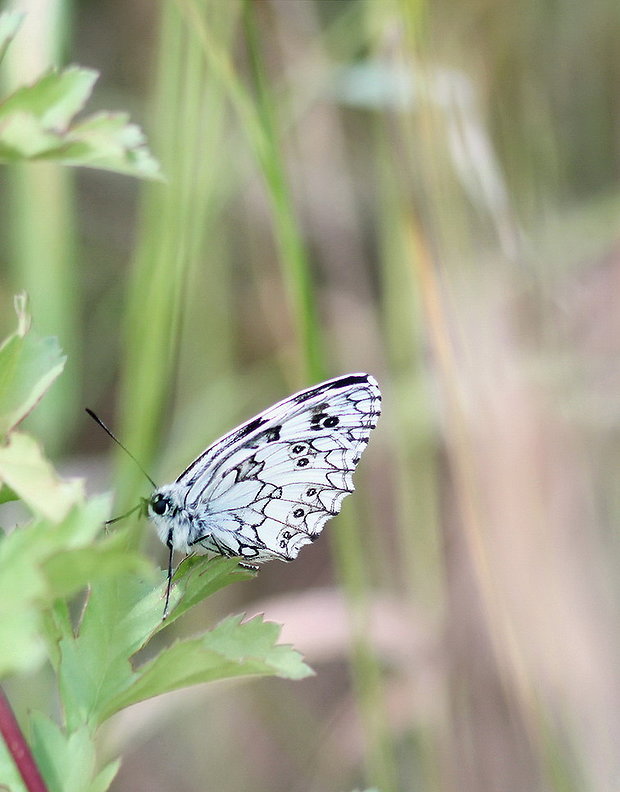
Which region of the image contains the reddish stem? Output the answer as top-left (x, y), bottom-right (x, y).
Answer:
top-left (0, 687), bottom-right (48, 792)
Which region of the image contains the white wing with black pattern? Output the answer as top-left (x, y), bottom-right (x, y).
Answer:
top-left (147, 373), bottom-right (381, 566)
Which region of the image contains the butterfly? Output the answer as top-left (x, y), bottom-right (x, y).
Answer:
top-left (91, 373), bottom-right (381, 617)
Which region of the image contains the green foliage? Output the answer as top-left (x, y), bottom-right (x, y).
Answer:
top-left (98, 611), bottom-right (311, 723)
top-left (30, 714), bottom-right (120, 792)
top-left (0, 302), bottom-right (312, 791)
top-left (0, 432), bottom-right (83, 521)
top-left (0, 11), bottom-right (161, 179)
top-left (0, 294), bottom-right (65, 440)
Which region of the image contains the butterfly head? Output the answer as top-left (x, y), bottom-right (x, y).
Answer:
top-left (146, 484), bottom-right (187, 545)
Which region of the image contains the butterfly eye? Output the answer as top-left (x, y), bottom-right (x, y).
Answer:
top-left (151, 494), bottom-right (170, 516)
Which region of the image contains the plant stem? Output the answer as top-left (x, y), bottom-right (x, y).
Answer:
top-left (0, 687), bottom-right (48, 792)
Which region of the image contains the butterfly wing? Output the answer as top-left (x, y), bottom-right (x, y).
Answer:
top-left (175, 373), bottom-right (381, 561)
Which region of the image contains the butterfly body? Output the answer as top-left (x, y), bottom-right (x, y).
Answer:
top-left (146, 373), bottom-right (381, 613)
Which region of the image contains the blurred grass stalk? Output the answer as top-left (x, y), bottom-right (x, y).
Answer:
top-left (4, 0), bottom-right (77, 455)
top-left (242, 4), bottom-right (399, 790)
top-left (176, 0), bottom-right (326, 385)
top-left (380, 1), bottom-right (565, 786)
top-left (114, 1), bottom-right (240, 519)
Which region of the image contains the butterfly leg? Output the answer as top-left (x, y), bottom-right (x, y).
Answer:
top-left (162, 530), bottom-right (175, 620)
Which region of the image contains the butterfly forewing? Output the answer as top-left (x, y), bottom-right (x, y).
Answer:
top-left (167, 373), bottom-right (381, 561)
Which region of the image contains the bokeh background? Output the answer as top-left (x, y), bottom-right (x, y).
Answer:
top-left (1, 1), bottom-right (620, 791)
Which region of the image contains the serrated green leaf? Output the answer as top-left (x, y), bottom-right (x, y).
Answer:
top-left (49, 112), bottom-right (162, 179)
top-left (98, 614), bottom-right (313, 722)
top-left (56, 556), bottom-right (246, 720)
top-left (0, 497), bottom-right (110, 678)
top-left (0, 64), bottom-right (161, 178)
top-left (55, 560), bottom-right (176, 730)
top-left (0, 107), bottom-right (162, 178)
top-left (53, 543), bottom-right (309, 729)
top-left (57, 575), bottom-right (154, 730)
top-left (0, 110), bottom-right (66, 159)
top-left (0, 432), bottom-right (83, 521)
top-left (30, 714), bottom-right (97, 792)
top-left (0, 11), bottom-right (23, 67)
top-left (161, 555), bottom-right (254, 626)
top-left (0, 300), bottom-right (66, 437)
top-left (0, 67), bottom-right (98, 129)
top-left (30, 713), bottom-right (119, 792)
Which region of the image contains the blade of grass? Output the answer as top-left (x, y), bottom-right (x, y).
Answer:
top-left (168, 3), bottom-right (242, 418)
top-left (241, 2), bottom-right (325, 383)
top-left (115, 2), bottom-right (248, 519)
top-left (241, 5), bottom-right (397, 790)
top-left (244, 3), bottom-right (397, 792)
top-left (176, 0), bottom-right (326, 384)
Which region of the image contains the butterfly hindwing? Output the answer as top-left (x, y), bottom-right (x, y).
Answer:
top-left (174, 373), bottom-right (381, 560)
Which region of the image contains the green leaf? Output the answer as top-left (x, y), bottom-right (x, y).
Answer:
top-left (41, 528), bottom-right (151, 600)
top-left (57, 556), bottom-right (311, 727)
top-left (53, 558), bottom-right (227, 727)
top-left (99, 614), bottom-right (313, 722)
top-left (0, 11), bottom-right (23, 67)
top-left (0, 296), bottom-right (66, 438)
top-left (88, 759), bottom-right (120, 792)
top-left (55, 555), bottom-right (248, 727)
top-left (162, 555), bottom-right (255, 626)
top-left (0, 66), bottom-right (162, 179)
top-left (55, 112), bottom-right (163, 179)
top-left (0, 67), bottom-right (98, 130)
top-left (0, 432), bottom-right (83, 521)
top-left (29, 713), bottom-right (119, 792)
top-left (0, 496), bottom-right (110, 678)
top-left (30, 713), bottom-right (97, 792)
top-left (57, 575), bottom-right (155, 731)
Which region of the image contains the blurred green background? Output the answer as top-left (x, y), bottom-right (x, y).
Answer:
top-left (1, 0), bottom-right (619, 791)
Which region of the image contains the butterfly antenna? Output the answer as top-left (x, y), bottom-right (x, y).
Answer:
top-left (105, 502), bottom-right (143, 526)
top-left (85, 408), bottom-right (158, 489)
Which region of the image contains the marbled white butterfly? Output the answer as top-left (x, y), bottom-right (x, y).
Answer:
top-left (90, 373), bottom-right (381, 616)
